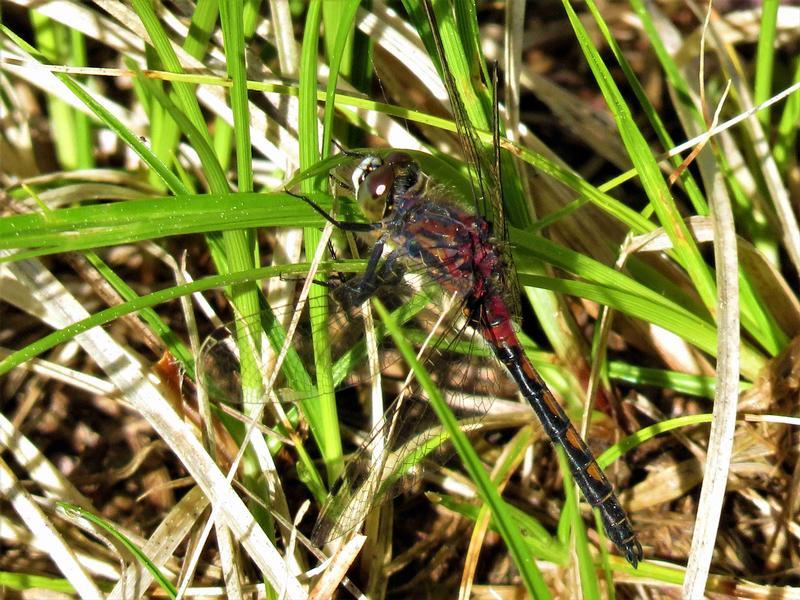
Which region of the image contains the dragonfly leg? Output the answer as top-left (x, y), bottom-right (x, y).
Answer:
top-left (331, 140), bottom-right (368, 160)
top-left (333, 239), bottom-right (404, 307)
top-left (286, 189), bottom-right (377, 233)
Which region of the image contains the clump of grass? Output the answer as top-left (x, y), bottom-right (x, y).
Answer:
top-left (1, 0), bottom-right (798, 598)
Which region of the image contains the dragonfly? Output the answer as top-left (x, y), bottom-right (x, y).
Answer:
top-left (298, 1), bottom-right (643, 569)
top-left (301, 147), bottom-right (642, 568)
top-left (202, 1), bottom-right (642, 570)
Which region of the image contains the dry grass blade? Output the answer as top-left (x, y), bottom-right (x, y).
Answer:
top-left (108, 486), bottom-right (208, 599)
top-left (683, 169), bottom-right (740, 595)
top-left (308, 534), bottom-right (367, 600)
top-left (1, 254), bottom-right (303, 595)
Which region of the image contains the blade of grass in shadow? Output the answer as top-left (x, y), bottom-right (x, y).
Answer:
top-left (773, 59), bottom-right (799, 173)
top-left (590, 509), bottom-right (618, 599)
top-left (371, 297), bottom-right (551, 600)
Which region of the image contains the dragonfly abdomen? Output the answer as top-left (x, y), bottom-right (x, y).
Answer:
top-left (480, 295), bottom-right (643, 567)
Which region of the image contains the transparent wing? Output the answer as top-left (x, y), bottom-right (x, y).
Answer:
top-left (197, 277), bottom-right (521, 547)
top-left (422, 0), bottom-right (501, 229)
top-left (197, 247), bottom-right (510, 418)
top-left (421, 0), bottom-right (522, 314)
top-left (310, 299), bottom-right (521, 546)
top-left (197, 285), bottom-right (433, 417)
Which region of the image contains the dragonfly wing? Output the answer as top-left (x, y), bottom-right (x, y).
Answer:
top-left (311, 303), bottom-right (519, 546)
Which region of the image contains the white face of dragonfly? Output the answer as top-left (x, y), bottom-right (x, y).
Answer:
top-left (351, 155), bottom-right (384, 197)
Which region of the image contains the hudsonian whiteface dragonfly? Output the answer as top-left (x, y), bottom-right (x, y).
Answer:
top-left (201, 145), bottom-right (641, 569)
top-left (201, 1), bottom-right (642, 572)
top-left (304, 148), bottom-right (641, 567)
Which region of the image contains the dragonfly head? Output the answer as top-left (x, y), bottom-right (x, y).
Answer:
top-left (352, 152), bottom-right (418, 220)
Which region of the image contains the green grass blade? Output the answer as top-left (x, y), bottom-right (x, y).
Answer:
top-left (217, 0), bottom-right (275, 552)
top-left (516, 273), bottom-right (764, 379)
top-left (773, 58), bottom-right (800, 173)
top-left (131, 0), bottom-right (208, 137)
top-left (435, 494), bottom-right (566, 564)
top-left (606, 362), bottom-right (743, 399)
top-left (298, 0), bottom-right (342, 483)
top-left (0, 571), bottom-right (85, 595)
top-left (148, 0), bottom-right (219, 190)
top-left (0, 192), bottom-right (333, 260)
top-left (579, 0), bottom-right (708, 217)
top-left (597, 414), bottom-right (713, 469)
top-left (321, 0), bottom-right (360, 153)
top-left (583, 0), bottom-right (785, 355)
top-left (558, 450), bottom-right (601, 599)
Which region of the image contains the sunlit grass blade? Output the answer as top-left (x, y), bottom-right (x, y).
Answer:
top-left (0, 192), bottom-right (330, 262)
top-left (606, 362), bottom-right (740, 400)
top-left (0, 571), bottom-right (88, 595)
top-left (298, 0), bottom-right (343, 484)
top-left (753, 0), bottom-right (781, 128)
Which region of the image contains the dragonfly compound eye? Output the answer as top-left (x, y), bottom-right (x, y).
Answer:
top-left (356, 159), bottom-right (399, 220)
